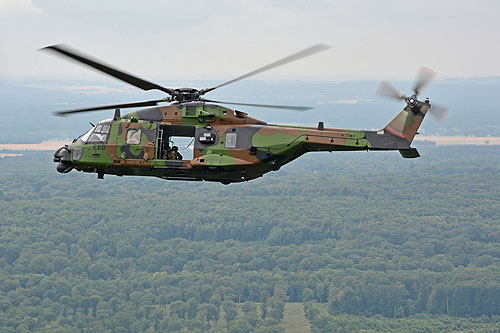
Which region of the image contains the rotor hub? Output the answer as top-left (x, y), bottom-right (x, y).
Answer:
top-left (406, 95), bottom-right (418, 108)
top-left (172, 88), bottom-right (200, 103)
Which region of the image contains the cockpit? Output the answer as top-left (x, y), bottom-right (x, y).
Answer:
top-left (77, 120), bottom-right (112, 144)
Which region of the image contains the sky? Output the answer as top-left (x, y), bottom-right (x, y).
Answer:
top-left (1, 0), bottom-right (500, 82)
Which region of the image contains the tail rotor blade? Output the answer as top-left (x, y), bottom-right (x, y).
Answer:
top-left (376, 80), bottom-right (406, 101)
top-left (414, 66), bottom-right (436, 96)
top-left (428, 104), bottom-right (449, 123)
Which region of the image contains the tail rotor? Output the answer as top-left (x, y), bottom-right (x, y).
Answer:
top-left (376, 67), bottom-right (449, 122)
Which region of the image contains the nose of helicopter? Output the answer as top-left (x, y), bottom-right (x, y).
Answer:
top-left (53, 146), bottom-right (73, 173)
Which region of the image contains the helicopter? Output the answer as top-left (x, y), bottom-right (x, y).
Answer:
top-left (46, 44), bottom-right (448, 185)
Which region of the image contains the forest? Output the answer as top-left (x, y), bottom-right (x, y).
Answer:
top-left (0, 145), bottom-right (499, 332)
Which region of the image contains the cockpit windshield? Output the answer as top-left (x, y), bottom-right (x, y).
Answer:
top-left (77, 121), bottom-right (111, 143)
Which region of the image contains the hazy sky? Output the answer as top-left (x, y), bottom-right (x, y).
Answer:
top-left (1, 0), bottom-right (500, 81)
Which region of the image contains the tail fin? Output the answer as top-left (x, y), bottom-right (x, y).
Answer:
top-left (383, 102), bottom-right (430, 144)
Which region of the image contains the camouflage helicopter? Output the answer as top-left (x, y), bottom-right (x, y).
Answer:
top-left (46, 44), bottom-right (448, 184)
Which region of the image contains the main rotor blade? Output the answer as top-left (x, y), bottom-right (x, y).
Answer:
top-left (54, 98), bottom-right (169, 116)
top-left (376, 80), bottom-right (406, 100)
top-left (201, 98), bottom-right (312, 111)
top-left (41, 44), bottom-right (174, 95)
top-left (414, 66), bottom-right (436, 96)
top-left (200, 44), bottom-right (331, 95)
top-left (428, 103), bottom-right (449, 123)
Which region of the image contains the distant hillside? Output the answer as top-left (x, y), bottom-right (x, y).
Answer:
top-left (1, 76), bottom-right (499, 143)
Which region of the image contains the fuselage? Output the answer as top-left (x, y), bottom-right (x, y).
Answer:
top-left (54, 102), bottom-right (424, 184)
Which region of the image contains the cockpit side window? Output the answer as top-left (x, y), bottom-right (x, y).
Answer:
top-left (85, 122), bottom-right (111, 143)
top-left (101, 124), bottom-right (110, 134)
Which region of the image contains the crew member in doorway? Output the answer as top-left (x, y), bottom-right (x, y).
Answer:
top-left (167, 146), bottom-right (183, 160)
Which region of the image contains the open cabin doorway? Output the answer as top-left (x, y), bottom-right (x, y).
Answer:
top-left (157, 125), bottom-right (196, 161)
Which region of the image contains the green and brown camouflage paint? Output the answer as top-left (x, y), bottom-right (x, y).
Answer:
top-left (56, 100), bottom-right (428, 184)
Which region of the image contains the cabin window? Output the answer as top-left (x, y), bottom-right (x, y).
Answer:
top-left (225, 133), bottom-right (237, 148)
top-left (126, 129), bottom-right (141, 145)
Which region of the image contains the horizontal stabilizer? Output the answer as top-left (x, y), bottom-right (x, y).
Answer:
top-left (399, 148), bottom-right (420, 159)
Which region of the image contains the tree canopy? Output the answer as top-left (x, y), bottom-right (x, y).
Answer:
top-left (0, 146), bottom-right (499, 331)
